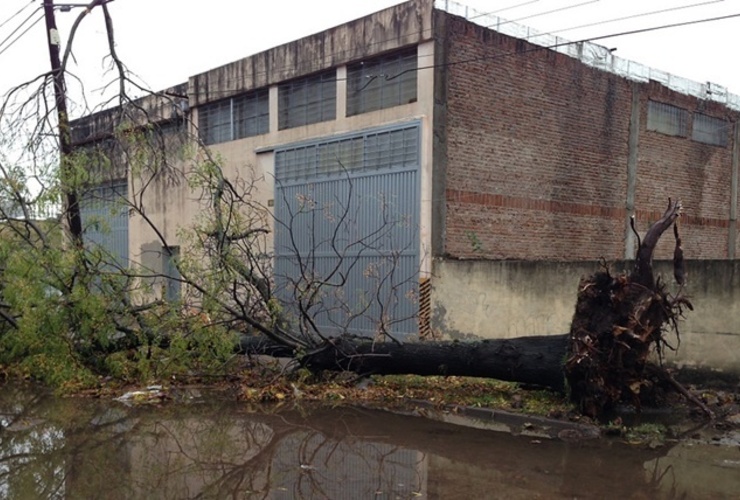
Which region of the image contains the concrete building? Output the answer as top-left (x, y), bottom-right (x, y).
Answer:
top-left (71, 0), bottom-right (740, 375)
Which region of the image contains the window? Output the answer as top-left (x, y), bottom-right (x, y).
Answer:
top-left (692, 113), bottom-right (727, 146)
top-left (275, 124), bottom-right (419, 181)
top-left (163, 246), bottom-right (181, 302)
top-left (278, 71), bottom-right (336, 130)
top-left (647, 101), bottom-right (688, 137)
top-left (347, 48), bottom-right (417, 116)
top-left (199, 89), bottom-right (268, 145)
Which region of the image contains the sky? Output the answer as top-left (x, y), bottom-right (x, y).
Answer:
top-left (1, 0), bottom-right (740, 117)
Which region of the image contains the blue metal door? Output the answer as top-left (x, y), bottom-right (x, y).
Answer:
top-left (274, 123), bottom-right (420, 338)
top-left (80, 181), bottom-right (129, 268)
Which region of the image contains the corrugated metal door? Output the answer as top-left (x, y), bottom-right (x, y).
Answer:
top-left (80, 181), bottom-right (129, 268)
top-left (274, 123), bottom-right (420, 338)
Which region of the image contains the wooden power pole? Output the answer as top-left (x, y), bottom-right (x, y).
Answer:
top-left (43, 0), bottom-right (84, 245)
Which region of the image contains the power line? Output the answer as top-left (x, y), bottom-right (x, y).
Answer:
top-left (468, 0), bottom-right (541, 20)
top-left (0, 6), bottom-right (43, 54)
top-left (0, 11), bottom-right (45, 58)
top-left (416, 9), bottom-right (740, 77)
top-left (0, 0), bottom-right (35, 31)
top-left (487, 0), bottom-right (601, 29)
top-left (529, 0), bottom-right (726, 39)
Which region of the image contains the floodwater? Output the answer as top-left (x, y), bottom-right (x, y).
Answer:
top-left (1, 385), bottom-right (738, 500)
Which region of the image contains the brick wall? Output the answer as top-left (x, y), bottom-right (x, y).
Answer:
top-left (435, 11), bottom-right (739, 261)
top-left (636, 82), bottom-right (736, 260)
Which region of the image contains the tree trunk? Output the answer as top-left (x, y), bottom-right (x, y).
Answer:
top-left (243, 198), bottom-right (695, 419)
top-left (239, 334), bottom-right (568, 391)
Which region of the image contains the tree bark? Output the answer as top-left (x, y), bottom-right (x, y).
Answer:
top-left (239, 334), bottom-right (568, 392)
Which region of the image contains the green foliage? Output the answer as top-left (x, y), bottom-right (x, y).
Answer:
top-left (0, 140), bottom-right (246, 391)
top-left (465, 230), bottom-right (483, 253)
top-left (0, 223), bottom-right (241, 390)
top-left (0, 239), bottom-right (97, 389)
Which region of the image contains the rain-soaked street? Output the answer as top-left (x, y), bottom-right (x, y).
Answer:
top-left (1, 384), bottom-right (739, 499)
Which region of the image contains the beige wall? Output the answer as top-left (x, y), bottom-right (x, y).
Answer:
top-left (128, 37), bottom-right (437, 301)
top-left (431, 259), bottom-right (740, 373)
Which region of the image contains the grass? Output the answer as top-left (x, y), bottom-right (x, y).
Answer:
top-left (236, 368), bottom-right (573, 418)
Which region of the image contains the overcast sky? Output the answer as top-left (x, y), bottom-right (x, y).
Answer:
top-left (1, 0), bottom-right (740, 116)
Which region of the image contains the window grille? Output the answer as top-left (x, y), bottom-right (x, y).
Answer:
top-left (80, 182), bottom-right (129, 268)
top-left (347, 48), bottom-right (417, 116)
top-left (199, 89), bottom-right (268, 145)
top-left (692, 113), bottom-right (728, 147)
top-left (278, 71), bottom-right (336, 130)
top-left (163, 246), bottom-right (181, 302)
top-left (234, 89), bottom-right (269, 139)
top-left (275, 124), bottom-right (419, 181)
top-left (647, 101), bottom-right (688, 137)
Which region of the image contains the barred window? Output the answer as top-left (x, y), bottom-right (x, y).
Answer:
top-left (278, 71), bottom-right (336, 130)
top-left (647, 101), bottom-right (688, 137)
top-left (692, 113), bottom-right (727, 147)
top-left (234, 90), bottom-right (269, 139)
top-left (199, 89), bottom-right (268, 145)
top-left (347, 48), bottom-right (417, 116)
top-left (163, 246), bottom-right (181, 302)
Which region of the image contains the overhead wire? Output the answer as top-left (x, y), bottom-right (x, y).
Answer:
top-left (0, 0), bottom-right (35, 31)
top-left (385, 10), bottom-right (740, 82)
top-left (528, 0), bottom-right (726, 39)
top-left (0, 12), bottom-right (45, 59)
top-left (467, 0), bottom-right (541, 20)
top-left (0, 6), bottom-right (44, 56)
top-left (486, 0), bottom-right (601, 29)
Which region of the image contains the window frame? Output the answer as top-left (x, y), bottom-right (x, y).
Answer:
top-left (162, 246), bottom-right (181, 302)
top-left (278, 70), bottom-right (337, 130)
top-left (692, 113), bottom-right (728, 147)
top-left (646, 100), bottom-right (689, 138)
top-left (346, 47), bottom-right (418, 117)
top-left (199, 89), bottom-right (269, 145)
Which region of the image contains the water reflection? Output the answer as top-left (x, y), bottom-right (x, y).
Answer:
top-left (0, 384), bottom-right (738, 499)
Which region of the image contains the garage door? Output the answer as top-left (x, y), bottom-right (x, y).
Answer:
top-left (274, 123), bottom-right (420, 338)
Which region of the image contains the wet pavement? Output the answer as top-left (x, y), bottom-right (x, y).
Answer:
top-left (0, 384), bottom-right (738, 499)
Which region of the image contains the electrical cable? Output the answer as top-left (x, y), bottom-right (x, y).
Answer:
top-left (0, 6), bottom-right (43, 54)
top-left (383, 10), bottom-right (740, 83)
top-left (529, 0), bottom-right (726, 39)
top-left (0, 14), bottom-right (45, 59)
top-left (486, 0), bottom-right (600, 29)
top-left (468, 0), bottom-right (541, 20)
top-left (0, 0), bottom-right (35, 31)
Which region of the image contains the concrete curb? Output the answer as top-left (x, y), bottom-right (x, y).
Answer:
top-left (400, 399), bottom-right (602, 441)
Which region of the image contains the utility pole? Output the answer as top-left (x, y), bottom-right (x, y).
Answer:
top-left (43, 0), bottom-right (83, 246)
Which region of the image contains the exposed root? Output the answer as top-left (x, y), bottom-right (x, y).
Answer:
top-left (565, 198), bottom-right (690, 418)
top-left (648, 366), bottom-right (715, 419)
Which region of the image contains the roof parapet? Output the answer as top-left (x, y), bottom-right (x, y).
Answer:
top-left (436, 0), bottom-right (740, 110)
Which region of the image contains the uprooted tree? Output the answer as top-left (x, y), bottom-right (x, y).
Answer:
top-left (238, 198), bottom-right (701, 419)
top-left (0, 0), bottom-right (704, 419)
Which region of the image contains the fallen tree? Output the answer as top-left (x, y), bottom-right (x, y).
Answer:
top-left (239, 334), bottom-right (569, 391)
top-left (0, 3), bottom-right (703, 419)
top-left (239, 198), bottom-right (706, 419)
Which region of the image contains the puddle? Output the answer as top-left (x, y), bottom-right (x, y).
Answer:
top-left (0, 384), bottom-right (738, 499)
